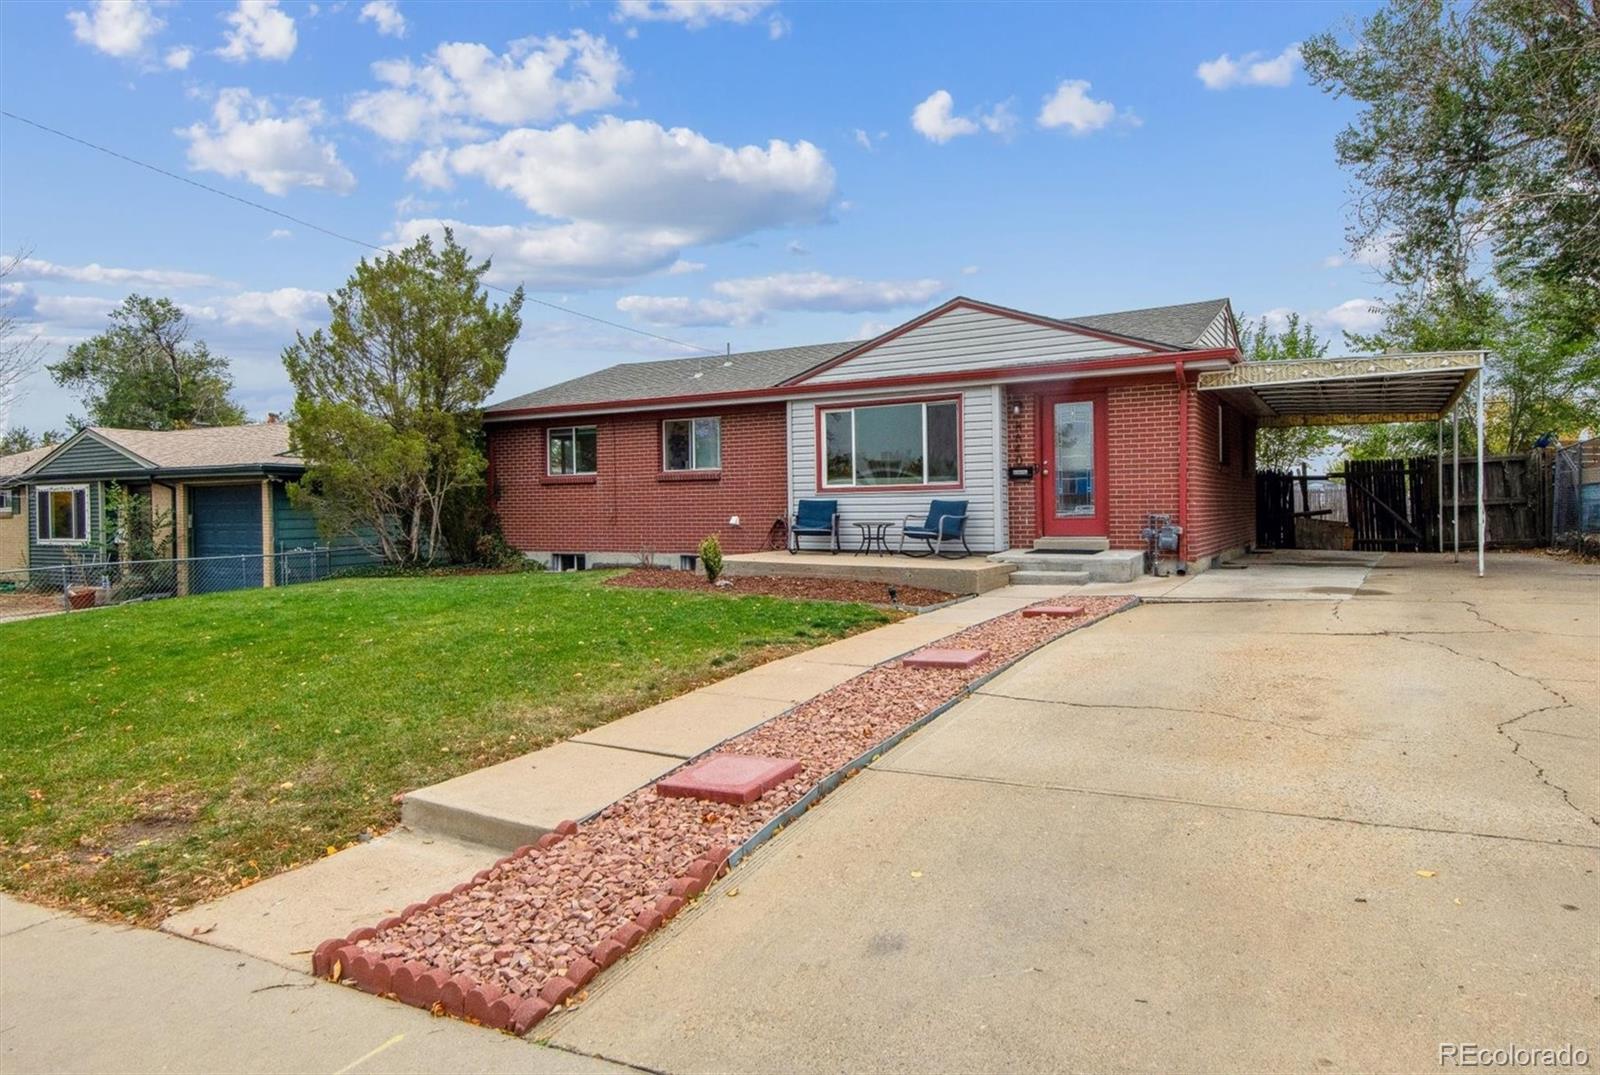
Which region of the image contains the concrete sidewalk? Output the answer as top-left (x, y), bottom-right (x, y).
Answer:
top-left (162, 587), bottom-right (1077, 972)
top-left (546, 553), bottom-right (1599, 1073)
top-left (0, 896), bottom-right (625, 1075)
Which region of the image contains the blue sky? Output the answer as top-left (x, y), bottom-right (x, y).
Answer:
top-left (0, 0), bottom-right (1389, 434)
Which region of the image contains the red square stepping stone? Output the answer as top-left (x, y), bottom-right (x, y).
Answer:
top-left (1022, 604), bottom-right (1085, 618)
top-left (903, 647), bottom-right (990, 669)
top-left (656, 753), bottom-right (802, 805)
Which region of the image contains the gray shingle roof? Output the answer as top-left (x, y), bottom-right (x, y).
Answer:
top-left (486, 341), bottom-right (859, 413)
top-left (486, 297), bottom-right (1235, 414)
top-left (1064, 298), bottom-right (1232, 349)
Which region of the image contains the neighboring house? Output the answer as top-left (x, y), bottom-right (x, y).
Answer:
top-left (484, 295), bottom-right (1256, 570)
top-left (0, 421), bottom-right (376, 591)
top-left (0, 444), bottom-right (56, 571)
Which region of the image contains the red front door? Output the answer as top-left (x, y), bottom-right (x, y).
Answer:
top-left (1038, 391), bottom-right (1108, 537)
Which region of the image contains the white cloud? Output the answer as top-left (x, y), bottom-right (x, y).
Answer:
top-left (217, 0), bottom-right (297, 63)
top-left (766, 13), bottom-right (789, 39)
top-left (856, 319), bottom-right (893, 339)
top-left (1196, 44), bottom-right (1301, 90)
top-left (615, 294), bottom-right (757, 327)
top-left (201, 287), bottom-right (328, 327)
top-left (1036, 79), bottom-right (1125, 135)
top-left (348, 32), bottom-right (625, 143)
top-left (359, 0), bottom-right (407, 37)
top-left (713, 271), bottom-right (942, 312)
top-left (666, 259), bottom-right (705, 275)
top-left (1261, 298), bottom-right (1385, 337)
top-left (852, 128), bottom-right (874, 151)
top-left (10, 257), bottom-right (219, 288)
top-left (67, 0), bottom-right (164, 59)
top-left (401, 117), bottom-right (834, 286)
top-left (614, 1), bottom-right (777, 29)
top-left (618, 271), bottom-right (943, 327)
top-left (911, 90), bottom-right (978, 144)
top-left (164, 45), bottom-right (193, 70)
top-left (961, 265), bottom-right (980, 275)
top-left (268, 228), bottom-right (292, 240)
top-left (786, 240), bottom-right (809, 256)
top-left (980, 100), bottom-right (1017, 137)
top-left (394, 218), bottom-right (692, 289)
top-left (180, 88), bottom-right (356, 196)
top-left (1324, 235), bottom-right (1394, 271)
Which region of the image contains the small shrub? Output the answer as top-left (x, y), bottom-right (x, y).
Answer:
top-left (699, 534), bottom-right (724, 583)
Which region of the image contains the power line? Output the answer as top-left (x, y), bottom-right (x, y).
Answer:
top-left (0, 108), bottom-right (723, 355)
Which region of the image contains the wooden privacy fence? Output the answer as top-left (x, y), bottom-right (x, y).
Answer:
top-left (1256, 451), bottom-right (1552, 551)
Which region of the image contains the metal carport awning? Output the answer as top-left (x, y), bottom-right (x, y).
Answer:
top-left (1197, 351), bottom-right (1489, 576)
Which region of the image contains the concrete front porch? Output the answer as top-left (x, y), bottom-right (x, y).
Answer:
top-left (723, 550), bottom-right (1017, 595)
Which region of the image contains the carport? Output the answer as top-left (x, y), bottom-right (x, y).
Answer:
top-left (1198, 351), bottom-right (1489, 575)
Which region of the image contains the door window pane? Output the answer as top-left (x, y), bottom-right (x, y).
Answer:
top-left (854, 403), bottom-right (923, 485)
top-left (1053, 401), bottom-right (1095, 517)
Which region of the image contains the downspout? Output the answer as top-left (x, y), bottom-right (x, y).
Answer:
top-left (1175, 359), bottom-right (1189, 567)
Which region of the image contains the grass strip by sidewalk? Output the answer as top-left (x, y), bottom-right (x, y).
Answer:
top-left (0, 569), bottom-right (892, 924)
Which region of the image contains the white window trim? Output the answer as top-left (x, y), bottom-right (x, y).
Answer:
top-left (662, 416), bottom-right (722, 472)
top-left (547, 425), bottom-right (598, 476)
top-left (820, 399), bottom-right (961, 489)
top-left (35, 483), bottom-right (92, 545)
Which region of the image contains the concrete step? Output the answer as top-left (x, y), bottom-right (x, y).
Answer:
top-left (1008, 570), bottom-right (1091, 586)
top-left (1032, 536), bottom-right (1110, 552)
top-left (988, 548), bottom-right (1144, 584)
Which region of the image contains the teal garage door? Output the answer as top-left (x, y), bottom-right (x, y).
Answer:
top-left (189, 484), bottom-right (263, 593)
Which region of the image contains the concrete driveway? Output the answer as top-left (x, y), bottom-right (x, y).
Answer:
top-left (548, 553), bottom-right (1599, 1073)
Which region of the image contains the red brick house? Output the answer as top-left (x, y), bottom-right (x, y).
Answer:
top-left (484, 296), bottom-right (1255, 572)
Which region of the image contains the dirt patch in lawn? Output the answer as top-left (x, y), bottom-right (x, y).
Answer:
top-left (606, 569), bottom-right (955, 608)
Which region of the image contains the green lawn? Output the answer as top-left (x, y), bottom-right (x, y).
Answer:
top-left (0, 570), bottom-right (892, 923)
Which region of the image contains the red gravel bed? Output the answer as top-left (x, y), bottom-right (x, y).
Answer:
top-left (317, 595), bottom-right (1135, 1034)
top-left (604, 568), bottom-right (955, 608)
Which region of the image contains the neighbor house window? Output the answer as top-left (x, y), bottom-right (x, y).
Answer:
top-left (547, 426), bottom-right (598, 475)
top-left (0, 489), bottom-right (12, 513)
top-left (821, 399), bottom-right (960, 487)
top-left (663, 417), bottom-right (721, 471)
top-left (35, 485), bottom-right (89, 543)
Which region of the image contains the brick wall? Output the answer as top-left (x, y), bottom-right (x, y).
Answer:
top-left (1003, 377), bottom-right (1253, 559)
top-left (1185, 395), bottom-right (1257, 561)
top-left (488, 403), bottom-right (790, 557)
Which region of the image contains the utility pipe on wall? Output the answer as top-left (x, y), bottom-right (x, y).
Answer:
top-left (1174, 360), bottom-right (1189, 566)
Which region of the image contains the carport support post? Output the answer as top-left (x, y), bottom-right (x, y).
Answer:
top-left (1436, 419), bottom-right (1444, 552)
top-left (1452, 406), bottom-right (1460, 562)
top-left (1476, 365), bottom-right (1486, 577)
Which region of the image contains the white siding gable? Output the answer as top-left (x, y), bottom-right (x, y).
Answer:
top-left (788, 386), bottom-right (1007, 553)
top-left (1194, 307), bottom-right (1236, 349)
top-left (800, 305), bottom-right (1153, 385)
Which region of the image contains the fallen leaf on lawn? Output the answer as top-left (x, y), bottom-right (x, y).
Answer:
top-left (325, 845), bottom-right (338, 856)
top-left (279, 781), bottom-right (294, 790)
top-left (1416, 869), bottom-right (1437, 878)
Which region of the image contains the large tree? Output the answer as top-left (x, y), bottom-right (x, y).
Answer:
top-left (1303, 0), bottom-right (1600, 330)
top-left (283, 230), bottom-right (523, 566)
top-left (1238, 313), bottom-right (1342, 470)
top-left (0, 427), bottom-right (64, 456)
top-left (49, 295), bottom-right (247, 429)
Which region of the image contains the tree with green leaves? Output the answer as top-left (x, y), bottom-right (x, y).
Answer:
top-left (1238, 313), bottom-right (1342, 470)
top-left (49, 295), bottom-right (247, 429)
top-left (0, 426), bottom-right (64, 456)
top-left (1302, 0), bottom-right (1600, 331)
top-left (283, 230), bottom-right (523, 566)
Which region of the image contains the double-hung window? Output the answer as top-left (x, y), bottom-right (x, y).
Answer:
top-left (547, 426), bottom-right (598, 475)
top-left (36, 485), bottom-right (89, 543)
top-left (662, 417), bottom-right (721, 471)
top-left (821, 399), bottom-right (960, 488)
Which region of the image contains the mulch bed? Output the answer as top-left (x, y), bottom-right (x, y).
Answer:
top-left (605, 568), bottom-right (955, 608)
top-left (317, 595), bottom-right (1135, 1035)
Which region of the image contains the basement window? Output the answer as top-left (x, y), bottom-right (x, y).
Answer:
top-left (679, 554), bottom-right (699, 572)
top-left (551, 553), bottom-right (587, 572)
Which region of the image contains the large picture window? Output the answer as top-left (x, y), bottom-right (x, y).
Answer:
top-left (547, 426), bottom-right (598, 475)
top-left (662, 417), bottom-right (721, 471)
top-left (821, 399), bottom-right (960, 488)
top-left (35, 485), bottom-right (89, 543)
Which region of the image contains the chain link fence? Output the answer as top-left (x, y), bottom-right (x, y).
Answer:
top-left (0, 546), bottom-right (335, 623)
top-left (1552, 436), bottom-right (1599, 556)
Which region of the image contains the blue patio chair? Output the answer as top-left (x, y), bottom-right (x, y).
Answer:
top-left (788, 498), bottom-right (841, 554)
top-left (899, 499), bottom-right (970, 558)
